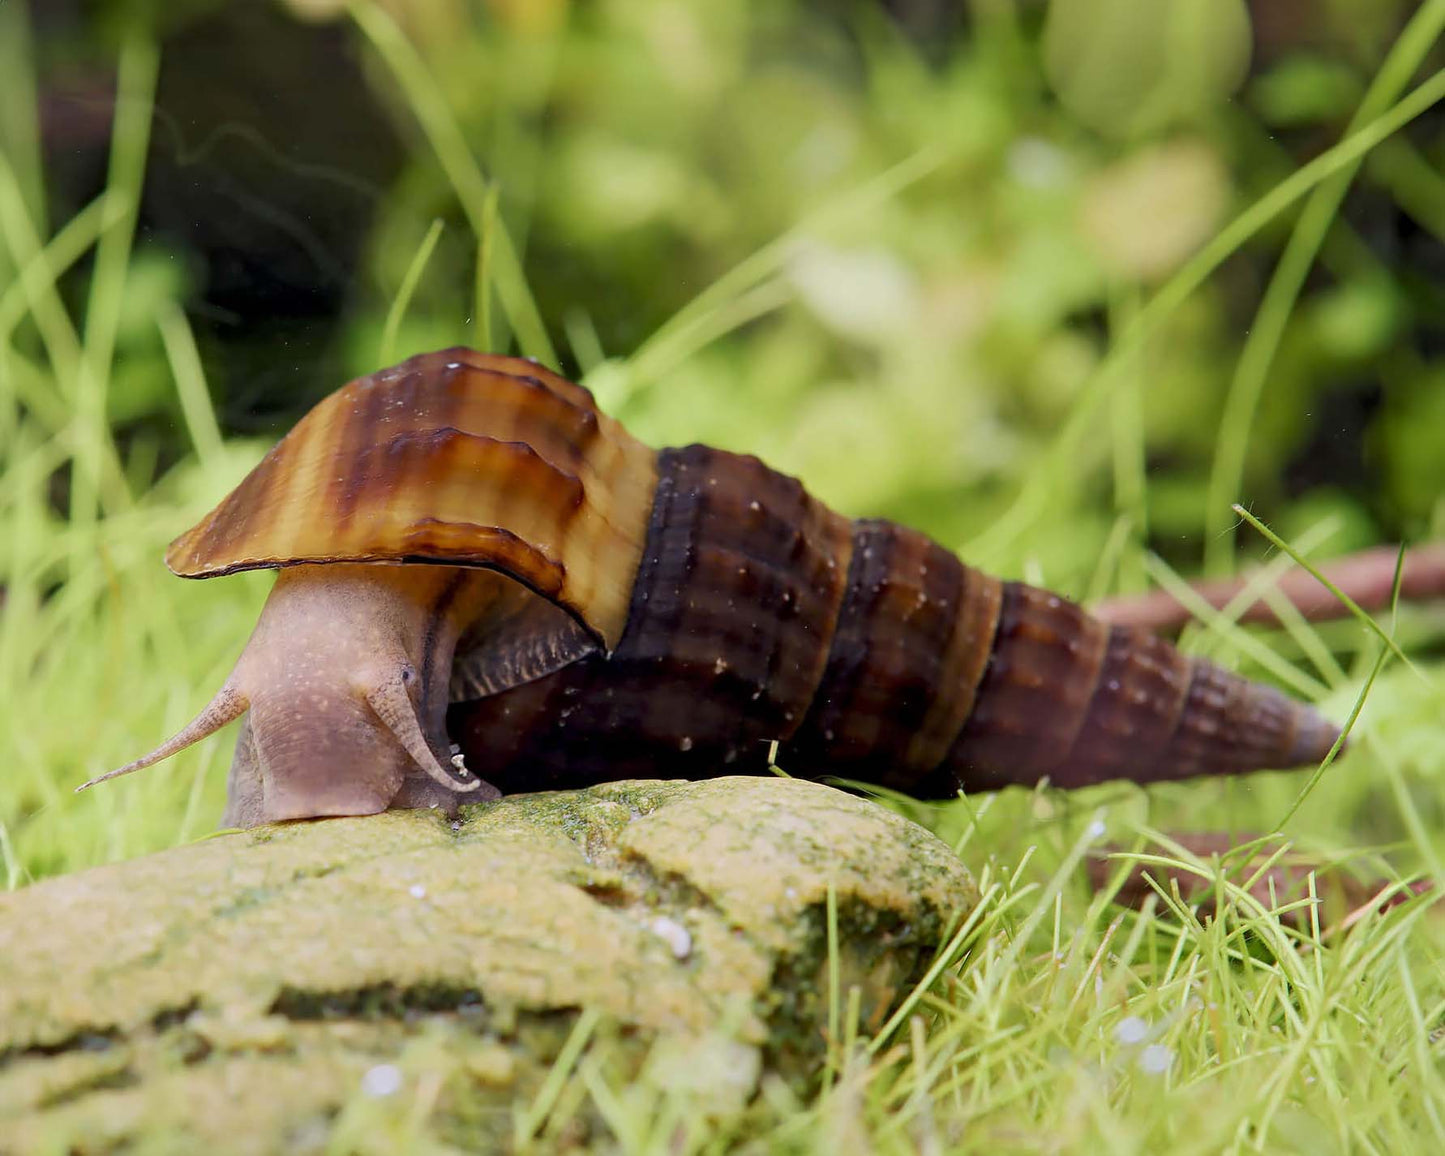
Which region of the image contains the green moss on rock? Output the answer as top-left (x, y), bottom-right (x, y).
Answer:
top-left (0, 776), bottom-right (977, 1153)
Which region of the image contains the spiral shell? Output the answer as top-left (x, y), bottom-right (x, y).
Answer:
top-left (89, 348), bottom-right (1341, 826)
top-left (166, 349), bottom-right (658, 647)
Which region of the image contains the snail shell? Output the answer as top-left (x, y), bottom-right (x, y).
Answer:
top-left (86, 349), bottom-right (1340, 827)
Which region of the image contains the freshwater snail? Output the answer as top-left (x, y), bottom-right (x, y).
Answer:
top-left (84, 348), bottom-right (1341, 828)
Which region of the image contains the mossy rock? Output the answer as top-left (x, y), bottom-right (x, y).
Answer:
top-left (0, 776), bottom-right (977, 1153)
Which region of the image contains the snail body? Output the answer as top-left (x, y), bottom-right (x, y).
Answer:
top-left (88, 349), bottom-right (1340, 827)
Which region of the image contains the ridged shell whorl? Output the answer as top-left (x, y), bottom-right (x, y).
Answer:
top-left (88, 346), bottom-right (1342, 828)
top-left (165, 349), bottom-right (658, 648)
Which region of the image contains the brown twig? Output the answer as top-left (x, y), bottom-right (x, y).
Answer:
top-left (1091, 543), bottom-right (1445, 633)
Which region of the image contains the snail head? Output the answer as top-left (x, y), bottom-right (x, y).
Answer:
top-left (80, 564), bottom-right (495, 824)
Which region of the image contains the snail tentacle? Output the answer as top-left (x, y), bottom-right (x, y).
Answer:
top-left (363, 674), bottom-right (484, 794)
top-left (78, 682), bottom-right (249, 792)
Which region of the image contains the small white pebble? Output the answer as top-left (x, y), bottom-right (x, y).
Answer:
top-left (408, 884), bottom-right (427, 900)
top-left (650, 917), bottom-right (692, 960)
top-left (679, 737), bottom-right (694, 752)
top-left (361, 1064), bottom-right (403, 1097)
top-left (1114, 1016), bottom-right (1148, 1045)
top-left (1139, 1044), bottom-right (1173, 1074)
top-left (451, 753), bottom-right (471, 777)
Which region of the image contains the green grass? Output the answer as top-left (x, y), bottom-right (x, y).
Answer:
top-left (4, 1), bottom-right (1445, 1151)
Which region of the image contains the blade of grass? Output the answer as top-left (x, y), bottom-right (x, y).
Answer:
top-left (1108, 289), bottom-right (1148, 595)
top-left (867, 883), bottom-right (1001, 1055)
top-left (378, 217), bottom-right (444, 365)
top-left (1207, 514), bottom-right (1339, 623)
top-left (826, 879), bottom-right (842, 1088)
top-left (1395, 952), bottom-right (1445, 1143)
top-left (80, 32), bottom-right (156, 386)
top-left (0, 174), bottom-right (134, 512)
top-left (473, 185), bottom-right (500, 353)
top-left (74, 32), bottom-right (156, 536)
top-left (1273, 546), bottom-right (1405, 829)
top-left (1369, 136), bottom-right (1445, 247)
top-left (156, 302), bottom-right (225, 471)
top-left (0, 0), bottom-right (45, 239)
top-left (0, 193), bottom-right (122, 447)
top-left (623, 141), bottom-right (950, 402)
top-left (563, 307), bottom-right (606, 376)
top-left (0, 343), bottom-right (13, 446)
top-left (1256, 582), bottom-right (1349, 690)
top-left (1083, 515), bottom-right (1134, 605)
top-left (1139, 553), bottom-right (1329, 699)
top-left (513, 1007), bottom-right (602, 1147)
top-left (599, 278), bottom-right (794, 415)
top-left (1204, 0), bottom-right (1445, 574)
top-left (1233, 505), bottom-right (1419, 678)
top-left (0, 810), bottom-right (20, 890)
top-left (349, 0), bottom-right (556, 365)
top-left (968, 64), bottom-right (1445, 562)
top-left (0, 192), bottom-right (128, 348)
top-left (0, 151), bottom-right (85, 392)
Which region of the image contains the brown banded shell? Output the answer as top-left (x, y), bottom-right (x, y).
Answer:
top-left (451, 444), bottom-right (1340, 798)
top-left (87, 348), bottom-right (1344, 828)
top-left (166, 348), bottom-right (658, 648)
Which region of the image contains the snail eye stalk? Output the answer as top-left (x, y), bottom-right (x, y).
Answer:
top-left (363, 673), bottom-right (481, 794)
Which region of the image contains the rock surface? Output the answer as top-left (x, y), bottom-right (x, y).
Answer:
top-left (0, 776), bottom-right (976, 1154)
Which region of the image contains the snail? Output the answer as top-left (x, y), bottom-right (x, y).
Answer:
top-left (83, 348), bottom-right (1341, 828)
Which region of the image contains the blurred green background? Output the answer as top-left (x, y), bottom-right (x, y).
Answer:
top-left (3, 0), bottom-right (1445, 876)
top-left (18, 0), bottom-right (1445, 551)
